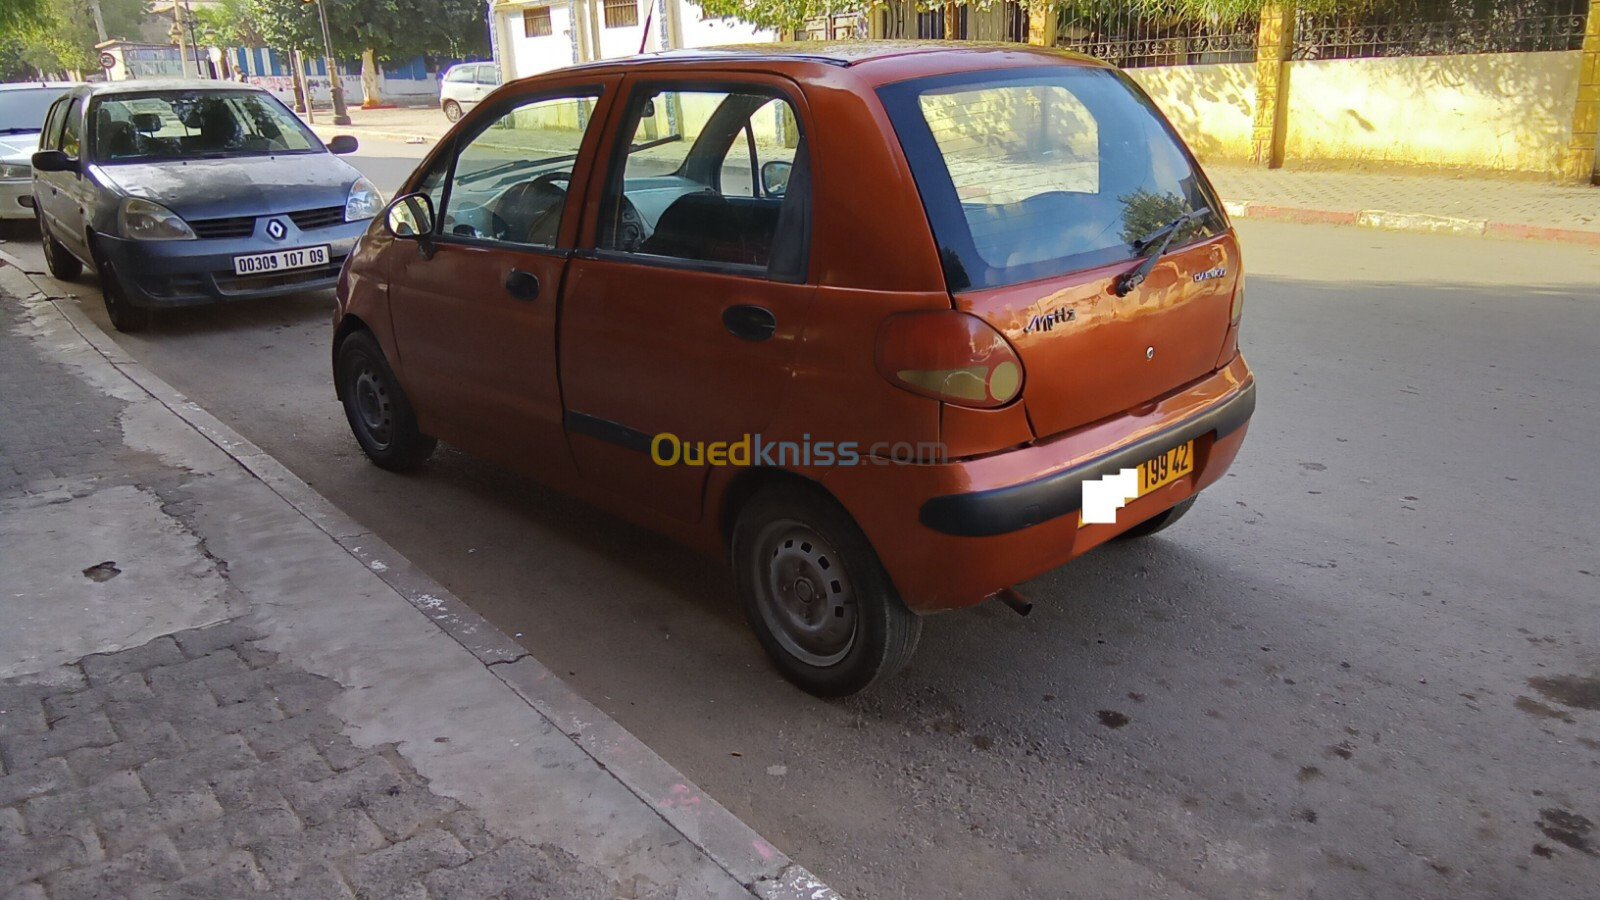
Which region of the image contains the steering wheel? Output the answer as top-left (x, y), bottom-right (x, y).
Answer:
top-left (490, 171), bottom-right (571, 245)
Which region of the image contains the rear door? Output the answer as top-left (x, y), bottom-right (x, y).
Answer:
top-left (877, 65), bottom-right (1239, 439)
top-left (558, 75), bottom-right (817, 519)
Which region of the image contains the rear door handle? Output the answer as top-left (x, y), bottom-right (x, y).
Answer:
top-left (723, 305), bottom-right (776, 341)
top-left (504, 269), bottom-right (540, 300)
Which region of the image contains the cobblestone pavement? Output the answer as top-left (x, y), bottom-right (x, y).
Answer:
top-left (0, 289), bottom-right (614, 899)
top-left (0, 623), bottom-right (611, 900)
top-left (1206, 164), bottom-right (1600, 233)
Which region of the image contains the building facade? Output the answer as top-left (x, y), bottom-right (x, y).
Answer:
top-left (490, 0), bottom-right (777, 79)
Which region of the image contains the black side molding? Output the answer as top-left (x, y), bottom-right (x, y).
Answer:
top-left (918, 380), bottom-right (1256, 538)
top-left (565, 410), bottom-right (655, 454)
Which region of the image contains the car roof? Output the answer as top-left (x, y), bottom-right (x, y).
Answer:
top-left (551, 41), bottom-right (1108, 85)
top-left (75, 79), bottom-right (268, 97)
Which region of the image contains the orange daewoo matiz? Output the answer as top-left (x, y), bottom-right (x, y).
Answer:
top-left (333, 42), bottom-right (1255, 696)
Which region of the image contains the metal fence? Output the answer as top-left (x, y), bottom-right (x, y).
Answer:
top-left (1294, 0), bottom-right (1591, 60)
top-left (1054, 5), bottom-right (1259, 68)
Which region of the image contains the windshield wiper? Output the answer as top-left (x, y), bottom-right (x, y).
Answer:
top-left (458, 150), bottom-right (581, 185)
top-left (628, 133), bottom-right (682, 153)
top-left (1114, 206), bottom-right (1212, 297)
top-left (0, 127), bottom-right (40, 135)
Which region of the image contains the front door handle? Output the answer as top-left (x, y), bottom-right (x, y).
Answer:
top-left (504, 269), bottom-right (540, 300)
top-left (723, 305), bottom-right (777, 341)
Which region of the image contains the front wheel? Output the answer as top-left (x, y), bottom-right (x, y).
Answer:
top-left (732, 483), bottom-right (921, 697)
top-left (337, 330), bottom-right (437, 471)
top-left (442, 100), bottom-right (463, 122)
top-left (37, 212), bottom-right (83, 281)
top-left (90, 239), bottom-right (151, 333)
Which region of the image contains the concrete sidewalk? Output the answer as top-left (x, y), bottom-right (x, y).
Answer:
top-left (1205, 164), bottom-right (1600, 246)
top-left (0, 263), bottom-right (835, 899)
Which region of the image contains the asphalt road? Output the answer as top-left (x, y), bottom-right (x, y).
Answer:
top-left (4, 147), bottom-right (1598, 898)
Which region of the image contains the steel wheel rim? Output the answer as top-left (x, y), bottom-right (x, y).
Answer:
top-left (753, 520), bottom-right (857, 667)
top-left (352, 363), bottom-right (394, 448)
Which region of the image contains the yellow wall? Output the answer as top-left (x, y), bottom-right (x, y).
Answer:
top-left (1282, 51), bottom-right (1582, 175)
top-left (1127, 63), bottom-right (1258, 162)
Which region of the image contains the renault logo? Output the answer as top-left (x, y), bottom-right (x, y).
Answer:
top-left (265, 218), bottom-right (287, 240)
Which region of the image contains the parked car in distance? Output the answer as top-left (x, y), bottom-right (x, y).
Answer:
top-left (439, 62), bottom-right (500, 122)
top-left (31, 81), bottom-right (381, 332)
top-left (0, 81), bottom-right (79, 228)
top-left (335, 43), bottom-right (1255, 696)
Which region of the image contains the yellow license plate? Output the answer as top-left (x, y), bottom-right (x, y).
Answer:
top-left (1079, 439), bottom-right (1195, 528)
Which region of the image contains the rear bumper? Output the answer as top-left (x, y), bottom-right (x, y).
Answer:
top-left (0, 182), bottom-right (34, 220)
top-left (97, 219), bottom-right (369, 308)
top-left (823, 355), bottom-right (1256, 612)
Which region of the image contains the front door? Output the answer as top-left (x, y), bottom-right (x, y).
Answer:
top-left (385, 78), bottom-right (618, 478)
top-left (560, 76), bottom-right (817, 519)
top-left (36, 95), bottom-right (90, 262)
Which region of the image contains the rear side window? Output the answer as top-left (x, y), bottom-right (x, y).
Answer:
top-left (879, 66), bottom-right (1223, 291)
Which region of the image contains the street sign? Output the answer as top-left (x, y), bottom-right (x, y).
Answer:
top-left (98, 51), bottom-right (116, 70)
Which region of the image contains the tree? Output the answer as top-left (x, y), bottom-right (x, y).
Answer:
top-left (248, 0), bottom-right (488, 107)
top-left (13, 0), bottom-right (148, 77)
top-left (0, 0), bottom-right (51, 36)
top-left (195, 0), bottom-right (267, 48)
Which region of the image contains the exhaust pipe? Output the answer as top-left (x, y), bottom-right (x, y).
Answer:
top-left (992, 586), bottom-right (1032, 617)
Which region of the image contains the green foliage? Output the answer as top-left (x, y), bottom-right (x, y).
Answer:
top-left (247, 0), bottom-right (487, 61)
top-left (698, 0), bottom-right (1383, 33)
top-left (0, 0), bottom-right (51, 35)
top-left (195, 0), bottom-right (267, 48)
top-left (12, 0), bottom-right (149, 76)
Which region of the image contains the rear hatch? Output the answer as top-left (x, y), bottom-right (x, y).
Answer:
top-left (878, 63), bottom-right (1239, 438)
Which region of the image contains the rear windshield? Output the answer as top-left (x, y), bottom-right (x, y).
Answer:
top-left (878, 66), bottom-right (1224, 291)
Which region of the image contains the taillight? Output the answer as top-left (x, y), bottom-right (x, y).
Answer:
top-left (875, 311), bottom-right (1024, 408)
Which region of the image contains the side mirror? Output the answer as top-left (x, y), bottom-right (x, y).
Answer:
top-left (31, 150), bottom-right (77, 174)
top-left (641, 99), bottom-right (656, 118)
top-left (385, 192), bottom-right (435, 248)
top-left (328, 135), bottom-right (359, 155)
top-left (760, 160), bottom-right (793, 198)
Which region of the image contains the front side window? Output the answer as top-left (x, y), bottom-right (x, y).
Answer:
top-left (59, 98), bottom-right (83, 158)
top-left (89, 90), bottom-right (320, 163)
top-left (439, 92), bottom-right (600, 247)
top-left (596, 86), bottom-right (809, 280)
top-left (39, 98), bottom-right (67, 151)
top-left (879, 66), bottom-right (1223, 291)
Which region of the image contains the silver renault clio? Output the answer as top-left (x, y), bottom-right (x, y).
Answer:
top-left (31, 80), bottom-right (381, 332)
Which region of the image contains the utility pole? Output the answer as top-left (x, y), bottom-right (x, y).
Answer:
top-left (172, 2), bottom-right (191, 78)
top-left (310, 0), bottom-right (351, 125)
top-left (89, 0), bottom-right (108, 42)
top-left (184, 0), bottom-right (204, 77)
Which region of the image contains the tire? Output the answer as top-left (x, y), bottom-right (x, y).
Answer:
top-left (36, 212), bottom-right (83, 281)
top-left (442, 100), bottom-right (463, 123)
top-left (1117, 496), bottom-right (1198, 540)
top-left (89, 238), bottom-right (152, 333)
top-left (336, 329), bottom-right (437, 471)
top-left (731, 482), bottom-right (921, 697)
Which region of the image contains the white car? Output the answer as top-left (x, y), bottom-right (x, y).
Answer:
top-left (439, 63), bottom-right (500, 122)
top-left (0, 81), bottom-right (79, 226)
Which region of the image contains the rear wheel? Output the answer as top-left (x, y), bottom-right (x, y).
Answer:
top-left (89, 239), bottom-right (152, 333)
top-left (732, 483), bottom-right (921, 697)
top-left (36, 212), bottom-right (83, 281)
top-left (1117, 495), bottom-right (1197, 540)
top-left (337, 329), bottom-right (436, 471)
top-left (443, 99), bottom-right (463, 122)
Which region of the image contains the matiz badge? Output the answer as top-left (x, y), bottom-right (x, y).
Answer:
top-left (1023, 307), bottom-right (1075, 334)
top-left (1193, 266), bottom-right (1227, 283)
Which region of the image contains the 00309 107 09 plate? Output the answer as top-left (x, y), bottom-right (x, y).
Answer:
top-left (233, 244), bottom-right (330, 276)
top-left (1079, 438), bottom-right (1195, 528)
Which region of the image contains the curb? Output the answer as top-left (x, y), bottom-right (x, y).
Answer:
top-left (307, 122), bottom-right (440, 145)
top-left (0, 259), bottom-right (840, 900)
top-left (1222, 200), bottom-right (1600, 247)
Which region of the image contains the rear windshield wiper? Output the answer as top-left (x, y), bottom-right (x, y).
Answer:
top-left (1114, 206), bottom-right (1212, 297)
